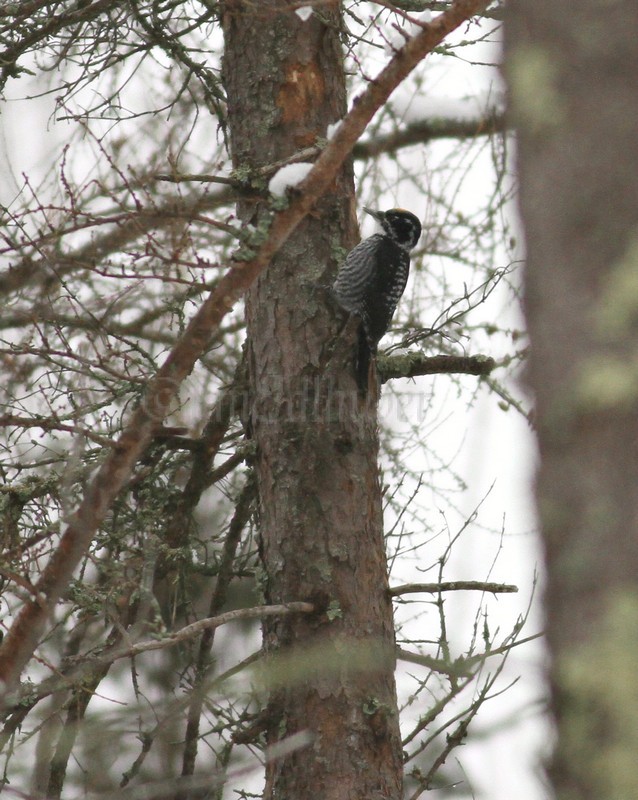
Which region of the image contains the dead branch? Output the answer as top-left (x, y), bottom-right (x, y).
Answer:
top-left (390, 580), bottom-right (518, 596)
top-left (65, 602), bottom-right (315, 672)
top-left (378, 352), bottom-right (496, 382)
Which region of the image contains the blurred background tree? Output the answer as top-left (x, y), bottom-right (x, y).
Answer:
top-left (506, 2), bottom-right (638, 798)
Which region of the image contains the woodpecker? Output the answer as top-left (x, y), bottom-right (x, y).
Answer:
top-left (333, 207), bottom-right (422, 393)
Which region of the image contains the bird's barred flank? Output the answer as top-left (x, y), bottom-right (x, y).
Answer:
top-left (333, 207), bottom-right (422, 394)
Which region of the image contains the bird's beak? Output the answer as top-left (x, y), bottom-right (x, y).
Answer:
top-left (363, 207), bottom-right (384, 222)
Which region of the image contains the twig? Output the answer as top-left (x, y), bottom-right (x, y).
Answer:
top-left (0, 414), bottom-right (115, 448)
top-left (390, 580), bottom-right (518, 596)
top-left (396, 646), bottom-right (473, 678)
top-left (64, 602), bottom-right (315, 671)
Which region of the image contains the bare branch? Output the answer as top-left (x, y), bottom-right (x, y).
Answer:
top-left (0, 414), bottom-right (116, 448)
top-left (390, 580), bottom-right (518, 596)
top-left (0, 0), bottom-right (122, 91)
top-left (378, 352), bottom-right (496, 382)
top-left (354, 111), bottom-right (506, 159)
top-left (66, 602), bottom-right (315, 672)
top-left (396, 646), bottom-right (474, 678)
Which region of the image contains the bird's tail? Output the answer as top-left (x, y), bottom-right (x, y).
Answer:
top-left (355, 326), bottom-right (375, 396)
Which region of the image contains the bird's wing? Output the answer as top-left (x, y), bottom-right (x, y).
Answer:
top-left (332, 235), bottom-right (384, 314)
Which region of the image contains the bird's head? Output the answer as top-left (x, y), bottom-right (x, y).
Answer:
top-left (364, 207), bottom-right (422, 251)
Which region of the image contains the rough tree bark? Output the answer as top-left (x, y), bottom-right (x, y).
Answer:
top-left (505, 2), bottom-right (638, 797)
top-left (221, 2), bottom-right (403, 798)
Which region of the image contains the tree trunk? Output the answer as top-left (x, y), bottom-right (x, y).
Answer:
top-left (505, 2), bottom-right (638, 797)
top-left (221, 3), bottom-right (403, 799)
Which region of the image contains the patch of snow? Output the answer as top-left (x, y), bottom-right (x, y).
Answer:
top-left (268, 162), bottom-right (314, 196)
top-left (295, 5), bottom-right (313, 22)
top-left (326, 121), bottom-right (342, 140)
top-left (384, 25), bottom-right (414, 54)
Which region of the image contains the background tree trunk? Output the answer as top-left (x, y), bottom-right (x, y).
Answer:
top-left (505, 2), bottom-right (638, 797)
top-left (222, 2), bottom-right (403, 798)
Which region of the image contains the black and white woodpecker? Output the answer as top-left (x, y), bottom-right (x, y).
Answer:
top-left (333, 207), bottom-right (422, 393)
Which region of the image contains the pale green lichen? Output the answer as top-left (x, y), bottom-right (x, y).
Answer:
top-left (507, 45), bottom-right (565, 133)
top-left (596, 232), bottom-right (638, 339)
top-left (575, 232), bottom-right (638, 411)
top-left (557, 590), bottom-right (638, 799)
top-left (326, 600), bottom-right (342, 621)
top-left (577, 355), bottom-right (638, 411)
